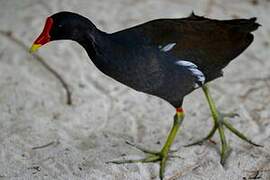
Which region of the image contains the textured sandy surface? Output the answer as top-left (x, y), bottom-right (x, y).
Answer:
top-left (0, 0), bottom-right (270, 179)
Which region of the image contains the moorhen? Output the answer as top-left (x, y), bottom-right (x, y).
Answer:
top-left (30, 11), bottom-right (262, 179)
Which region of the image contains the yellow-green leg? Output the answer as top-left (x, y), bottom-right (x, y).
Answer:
top-left (185, 84), bottom-right (262, 165)
top-left (108, 108), bottom-right (185, 180)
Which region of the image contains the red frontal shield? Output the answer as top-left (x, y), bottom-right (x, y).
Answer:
top-left (34, 17), bottom-right (53, 45)
top-left (30, 17), bottom-right (53, 53)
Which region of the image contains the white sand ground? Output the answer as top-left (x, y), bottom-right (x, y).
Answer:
top-left (0, 0), bottom-right (270, 179)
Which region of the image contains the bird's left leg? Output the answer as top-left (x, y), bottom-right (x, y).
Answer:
top-left (185, 84), bottom-right (262, 165)
top-left (108, 108), bottom-right (185, 180)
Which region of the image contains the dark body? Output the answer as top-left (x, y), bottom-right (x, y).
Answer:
top-left (113, 14), bottom-right (258, 81)
top-left (89, 37), bottom-right (197, 106)
top-left (51, 12), bottom-right (259, 107)
top-left (34, 13), bottom-right (262, 178)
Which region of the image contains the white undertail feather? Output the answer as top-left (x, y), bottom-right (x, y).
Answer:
top-left (175, 60), bottom-right (205, 88)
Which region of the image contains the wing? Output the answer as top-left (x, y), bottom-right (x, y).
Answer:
top-left (112, 13), bottom-right (259, 81)
top-left (149, 56), bottom-right (206, 107)
top-left (121, 46), bottom-right (207, 107)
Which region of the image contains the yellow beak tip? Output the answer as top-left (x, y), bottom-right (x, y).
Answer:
top-left (29, 44), bottom-right (42, 53)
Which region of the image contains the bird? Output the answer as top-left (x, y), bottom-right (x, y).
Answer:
top-left (30, 11), bottom-right (262, 179)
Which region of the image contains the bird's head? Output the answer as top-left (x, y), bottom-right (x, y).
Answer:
top-left (30, 11), bottom-right (96, 53)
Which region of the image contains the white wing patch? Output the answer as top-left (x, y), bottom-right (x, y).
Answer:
top-left (160, 43), bottom-right (176, 52)
top-left (175, 60), bottom-right (205, 88)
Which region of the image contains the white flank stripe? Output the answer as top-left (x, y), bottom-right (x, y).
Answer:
top-left (160, 43), bottom-right (176, 52)
top-left (175, 60), bottom-right (198, 68)
top-left (189, 68), bottom-right (205, 83)
top-left (175, 60), bottom-right (205, 85)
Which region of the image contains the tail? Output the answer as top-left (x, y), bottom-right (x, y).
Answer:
top-left (188, 12), bottom-right (261, 33)
top-left (224, 17), bottom-right (261, 33)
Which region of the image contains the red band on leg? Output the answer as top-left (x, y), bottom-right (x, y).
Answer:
top-left (176, 107), bottom-right (183, 113)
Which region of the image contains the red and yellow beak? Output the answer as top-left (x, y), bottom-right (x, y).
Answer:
top-left (30, 17), bottom-right (53, 53)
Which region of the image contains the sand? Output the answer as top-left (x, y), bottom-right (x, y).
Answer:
top-left (0, 0), bottom-right (270, 179)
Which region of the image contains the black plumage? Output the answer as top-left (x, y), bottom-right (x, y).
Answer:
top-left (31, 11), bottom-right (261, 180)
top-left (46, 12), bottom-right (260, 107)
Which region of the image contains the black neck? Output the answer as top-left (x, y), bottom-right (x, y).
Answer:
top-left (77, 28), bottom-right (107, 60)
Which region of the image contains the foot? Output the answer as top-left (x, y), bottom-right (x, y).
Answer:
top-left (108, 109), bottom-right (185, 180)
top-left (107, 141), bottom-right (182, 180)
top-left (185, 111), bottom-right (239, 146)
top-left (185, 110), bottom-right (262, 165)
top-left (186, 85), bottom-right (263, 165)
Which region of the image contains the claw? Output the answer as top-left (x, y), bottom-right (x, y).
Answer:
top-left (208, 139), bottom-right (217, 145)
top-left (220, 112), bottom-right (240, 118)
top-left (159, 156), bottom-right (168, 180)
top-left (220, 146), bottom-right (232, 166)
top-left (168, 155), bottom-right (183, 159)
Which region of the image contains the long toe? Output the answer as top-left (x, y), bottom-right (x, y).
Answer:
top-left (222, 118), bottom-right (263, 147)
top-left (108, 151), bottom-right (172, 180)
top-left (107, 153), bottom-right (160, 164)
top-left (125, 141), bottom-right (159, 154)
top-left (184, 125), bottom-right (217, 147)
